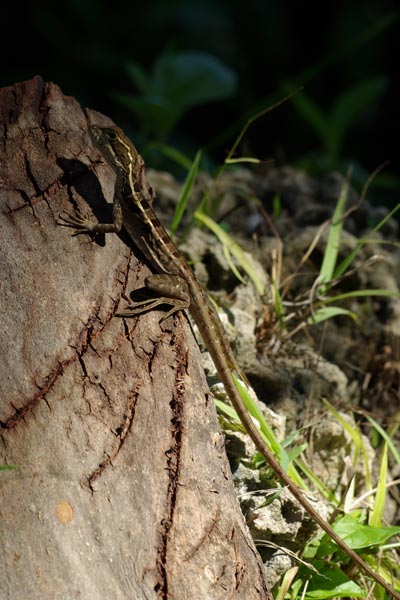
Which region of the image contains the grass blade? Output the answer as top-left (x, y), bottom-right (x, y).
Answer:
top-left (318, 176), bottom-right (349, 291)
top-left (369, 442), bottom-right (388, 527)
top-left (170, 149), bottom-right (202, 235)
top-left (195, 211), bottom-right (265, 294)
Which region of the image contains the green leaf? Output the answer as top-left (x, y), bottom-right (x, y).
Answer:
top-left (194, 211), bottom-right (265, 294)
top-left (272, 193), bottom-right (282, 220)
top-left (369, 442), bottom-right (388, 528)
top-left (295, 459), bottom-right (337, 503)
top-left (318, 176), bottom-right (349, 290)
top-left (116, 51), bottom-right (238, 138)
top-left (231, 376), bottom-right (308, 488)
top-left (333, 201), bottom-right (400, 279)
top-left (113, 93), bottom-right (175, 137)
top-left (333, 514), bottom-right (400, 549)
top-left (145, 141), bottom-right (194, 171)
top-left (170, 149), bottom-right (202, 235)
top-left (308, 306), bottom-right (357, 324)
top-left (323, 399), bottom-right (371, 489)
top-left (216, 379), bottom-right (307, 488)
top-left (301, 561), bottom-right (366, 598)
top-left (366, 414), bottom-right (400, 471)
top-left (287, 77), bottom-right (387, 162)
top-left (288, 91), bottom-right (330, 150)
top-left (232, 374), bottom-right (286, 461)
top-left (329, 76), bottom-right (388, 159)
top-left (305, 582), bottom-right (365, 599)
top-left (225, 156), bottom-right (261, 164)
top-left (272, 281), bottom-right (285, 325)
top-left (322, 289), bottom-right (400, 302)
top-left (151, 51), bottom-right (238, 109)
top-left (286, 442), bottom-right (308, 462)
top-left (125, 61), bottom-right (149, 92)
top-left (215, 398), bottom-right (241, 423)
top-left (305, 579), bottom-right (365, 599)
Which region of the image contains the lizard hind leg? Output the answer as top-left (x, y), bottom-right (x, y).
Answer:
top-left (118, 274), bottom-right (191, 322)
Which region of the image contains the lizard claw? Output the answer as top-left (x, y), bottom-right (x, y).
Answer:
top-left (58, 210), bottom-right (94, 235)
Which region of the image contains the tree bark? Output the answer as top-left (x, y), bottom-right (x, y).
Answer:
top-left (0, 76), bottom-right (272, 600)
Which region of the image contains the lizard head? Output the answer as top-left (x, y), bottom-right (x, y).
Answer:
top-left (89, 125), bottom-right (138, 172)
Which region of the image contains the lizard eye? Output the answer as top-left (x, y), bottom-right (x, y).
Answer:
top-left (107, 130), bottom-right (118, 141)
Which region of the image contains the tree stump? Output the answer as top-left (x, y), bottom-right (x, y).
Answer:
top-left (0, 76), bottom-right (272, 600)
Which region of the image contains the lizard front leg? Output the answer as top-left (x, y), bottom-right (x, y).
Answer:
top-left (118, 274), bottom-right (191, 321)
top-left (58, 198), bottom-right (123, 235)
top-left (58, 171), bottom-right (124, 235)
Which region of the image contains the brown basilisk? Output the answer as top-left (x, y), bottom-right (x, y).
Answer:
top-left (59, 125), bottom-right (399, 598)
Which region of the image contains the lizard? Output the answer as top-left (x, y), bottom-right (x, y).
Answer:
top-left (59, 124), bottom-right (400, 598)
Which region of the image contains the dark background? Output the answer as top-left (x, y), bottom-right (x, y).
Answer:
top-left (2, 1), bottom-right (399, 202)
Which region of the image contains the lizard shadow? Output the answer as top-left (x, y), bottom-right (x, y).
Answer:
top-left (57, 157), bottom-right (155, 305)
top-left (57, 157), bottom-right (132, 249)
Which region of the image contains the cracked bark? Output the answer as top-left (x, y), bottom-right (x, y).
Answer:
top-left (0, 76), bottom-right (273, 600)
